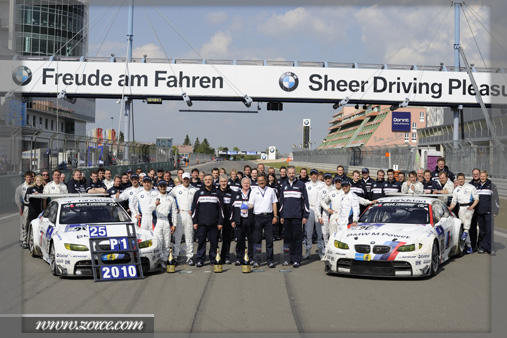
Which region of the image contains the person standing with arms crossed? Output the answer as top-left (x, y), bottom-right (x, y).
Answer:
top-left (279, 166), bottom-right (309, 268)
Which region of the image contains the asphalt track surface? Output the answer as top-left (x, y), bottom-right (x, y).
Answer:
top-left (1, 160), bottom-right (507, 337)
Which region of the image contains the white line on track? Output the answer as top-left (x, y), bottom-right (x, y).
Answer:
top-left (0, 213), bottom-right (17, 222)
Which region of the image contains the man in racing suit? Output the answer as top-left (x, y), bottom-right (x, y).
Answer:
top-left (337, 180), bottom-right (360, 230)
top-left (318, 173), bottom-right (334, 247)
top-left (170, 172), bottom-right (198, 264)
top-left (131, 176), bottom-right (158, 230)
top-left (449, 173), bottom-right (480, 254)
top-left (15, 171), bottom-right (33, 247)
top-left (303, 169), bottom-right (325, 260)
top-left (153, 180), bottom-right (178, 268)
top-left (116, 174), bottom-right (142, 215)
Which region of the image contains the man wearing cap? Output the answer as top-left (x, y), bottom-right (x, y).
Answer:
top-left (117, 173), bottom-right (142, 215)
top-left (156, 169), bottom-right (164, 184)
top-left (171, 172), bottom-right (198, 264)
top-left (153, 180), bottom-right (178, 269)
top-left (337, 180), bottom-right (361, 230)
top-left (321, 177), bottom-right (344, 236)
top-left (131, 176), bottom-right (158, 230)
top-left (318, 173), bottom-right (334, 247)
top-left (279, 166), bottom-right (310, 268)
top-left (303, 169), bottom-right (325, 260)
top-left (361, 168), bottom-right (374, 201)
top-left (191, 174), bottom-right (224, 267)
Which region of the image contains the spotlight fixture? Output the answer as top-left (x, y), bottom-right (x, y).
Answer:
top-left (390, 104), bottom-right (397, 111)
top-left (354, 104), bottom-right (359, 109)
top-left (243, 94), bottom-right (253, 108)
top-left (362, 104), bottom-right (368, 110)
top-left (399, 97), bottom-right (410, 108)
top-left (182, 92), bottom-right (192, 107)
top-left (333, 96), bottom-right (350, 109)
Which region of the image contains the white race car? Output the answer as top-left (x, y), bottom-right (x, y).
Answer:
top-left (27, 197), bottom-right (161, 277)
top-left (323, 197), bottom-right (465, 278)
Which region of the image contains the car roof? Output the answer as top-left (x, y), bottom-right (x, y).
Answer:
top-left (55, 197), bottom-right (115, 204)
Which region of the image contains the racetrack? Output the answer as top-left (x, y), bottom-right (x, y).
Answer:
top-left (1, 161), bottom-right (507, 336)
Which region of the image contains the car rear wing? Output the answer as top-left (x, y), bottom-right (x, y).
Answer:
top-left (26, 193), bottom-right (108, 198)
top-left (385, 193), bottom-right (453, 197)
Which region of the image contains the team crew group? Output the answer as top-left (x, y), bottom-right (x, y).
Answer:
top-left (15, 156), bottom-right (499, 270)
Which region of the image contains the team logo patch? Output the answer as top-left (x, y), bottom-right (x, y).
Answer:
top-left (308, 187), bottom-right (311, 190)
top-left (279, 72), bottom-right (299, 92)
top-left (200, 191), bottom-right (204, 195)
top-left (130, 191), bottom-right (133, 195)
top-left (51, 186), bottom-right (55, 190)
top-left (179, 191), bottom-right (183, 194)
top-left (140, 194), bottom-right (144, 198)
top-left (332, 194), bottom-right (335, 197)
top-left (12, 66), bottom-right (32, 86)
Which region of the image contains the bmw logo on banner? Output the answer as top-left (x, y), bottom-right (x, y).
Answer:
top-left (12, 66), bottom-right (32, 86)
top-left (279, 72), bottom-right (299, 92)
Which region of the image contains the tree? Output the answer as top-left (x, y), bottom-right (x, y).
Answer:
top-left (193, 137), bottom-right (201, 153)
top-left (183, 134), bottom-right (192, 146)
top-left (119, 131), bottom-right (124, 142)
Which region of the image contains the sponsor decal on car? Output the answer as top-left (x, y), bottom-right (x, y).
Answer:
top-left (423, 260), bottom-right (431, 264)
top-left (415, 260), bottom-right (421, 265)
top-left (418, 254), bottom-right (430, 259)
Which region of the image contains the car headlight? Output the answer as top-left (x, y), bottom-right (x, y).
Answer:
top-left (64, 243), bottom-right (89, 251)
top-left (138, 240), bottom-right (153, 249)
top-left (397, 243), bottom-right (423, 252)
top-left (334, 240), bottom-right (349, 250)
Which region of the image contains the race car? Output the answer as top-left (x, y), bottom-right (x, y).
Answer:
top-left (323, 197), bottom-right (465, 278)
top-left (27, 197), bottom-right (161, 277)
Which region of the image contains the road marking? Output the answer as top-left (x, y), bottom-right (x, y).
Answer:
top-left (494, 230), bottom-right (507, 239)
top-left (0, 213), bottom-right (17, 222)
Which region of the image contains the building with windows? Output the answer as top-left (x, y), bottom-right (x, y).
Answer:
top-left (318, 104), bottom-right (427, 149)
top-left (0, 0), bottom-right (94, 172)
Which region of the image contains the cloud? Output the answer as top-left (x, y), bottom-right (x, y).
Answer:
top-left (199, 31), bottom-right (233, 59)
top-left (132, 43), bottom-right (166, 59)
top-left (259, 7), bottom-right (351, 44)
top-left (355, 5), bottom-right (491, 66)
top-left (206, 11), bottom-right (228, 25)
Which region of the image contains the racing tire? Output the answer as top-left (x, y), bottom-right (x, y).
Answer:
top-left (430, 241), bottom-right (439, 277)
top-left (49, 243), bottom-right (58, 276)
top-left (456, 226), bottom-right (466, 257)
top-left (28, 226), bottom-right (38, 257)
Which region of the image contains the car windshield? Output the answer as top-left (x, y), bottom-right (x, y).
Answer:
top-left (359, 202), bottom-right (430, 224)
top-left (59, 201), bottom-right (131, 224)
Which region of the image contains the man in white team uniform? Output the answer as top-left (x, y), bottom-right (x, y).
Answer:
top-left (170, 172), bottom-right (198, 264)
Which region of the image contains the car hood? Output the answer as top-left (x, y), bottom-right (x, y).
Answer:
top-left (337, 222), bottom-right (432, 244)
top-left (54, 224), bottom-right (155, 245)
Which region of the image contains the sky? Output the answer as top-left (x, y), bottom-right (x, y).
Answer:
top-left (84, 0), bottom-right (503, 154)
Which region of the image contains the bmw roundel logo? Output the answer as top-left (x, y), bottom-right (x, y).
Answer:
top-left (270, 147), bottom-right (275, 153)
top-left (140, 194), bottom-right (144, 198)
top-left (12, 66), bottom-right (32, 86)
top-left (308, 186), bottom-right (311, 190)
top-left (51, 186), bottom-right (55, 190)
top-left (303, 119), bottom-right (310, 126)
top-left (279, 72), bottom-right (299, 92)
top-left (179, 191), bottom-right (183, 194)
